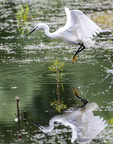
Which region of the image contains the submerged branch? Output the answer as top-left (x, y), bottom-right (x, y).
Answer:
top-left (15, 96), bottom-right (22, 141)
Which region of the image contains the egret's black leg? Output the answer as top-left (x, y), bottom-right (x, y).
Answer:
top-left (77, 44), bottom-right (85, 54)
top-left (73, 43), bottom-right (85, 59)
top-left (73, 88), bottom-right (88, 107)
top-left (76, 95), bottom-right (88, 107)
top-left (75, 43), bottom-right (84, 55)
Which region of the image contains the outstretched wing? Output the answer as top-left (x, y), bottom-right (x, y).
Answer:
top-left (64, 7), bottom-right (102, 39)
top-left (77, 115), bottom-right (107, 143)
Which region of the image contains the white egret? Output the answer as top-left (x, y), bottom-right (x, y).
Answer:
top-left (32, 96), bottom-right (107, 143)
top-left (27, 7), bottom-right (102, 60)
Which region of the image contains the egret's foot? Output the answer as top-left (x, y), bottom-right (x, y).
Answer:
top-left (73, 88), bottom-right (88, 107)
top-left (73, 88), bottom-right (80, 97)
top-left (72, 55), bottom-right (79, 63)
top-left (72, 44), bottom-right (85, 63)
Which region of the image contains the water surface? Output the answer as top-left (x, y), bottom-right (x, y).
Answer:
top-left (0, 0), bottom-right (113, 143)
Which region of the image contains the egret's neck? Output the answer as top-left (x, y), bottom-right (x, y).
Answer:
top-left (42, 24), bottom-right (57, 39)
top-left (41, 115), bottom-right (62, 133)
top-left (48, 119), bottom-right (55, 131)
top-left (42, 119), bottom-right (54, 133)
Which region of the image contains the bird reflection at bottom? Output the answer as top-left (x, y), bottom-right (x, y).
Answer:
top-left (32, 96), bottom-right (107, 143)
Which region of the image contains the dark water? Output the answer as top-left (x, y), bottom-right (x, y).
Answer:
top-left (0, 0), bottom-right (113, 143)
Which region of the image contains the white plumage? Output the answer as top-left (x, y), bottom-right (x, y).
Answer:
top-left (32, 102), bottom-right (107, 143)
top-left (28, 7), bottom-right (102, 58)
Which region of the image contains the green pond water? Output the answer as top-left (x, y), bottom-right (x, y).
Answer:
top-left (0, 0), bottom-right (113, 143)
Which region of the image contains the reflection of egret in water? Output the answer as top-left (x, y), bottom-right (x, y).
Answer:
top-left (32, 96), bottom-right (107, 143)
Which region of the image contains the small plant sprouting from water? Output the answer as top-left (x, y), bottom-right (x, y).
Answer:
top-left (48, 59), bottom-right (64, 80)
top-left (16, 4), bottom-right (29, 22)
top-left (50, 100), bottom-right (67, 113)
top-left (16, 4), bottom-right (30, 35)
top-left (49, 60), bottom-right (67, 112)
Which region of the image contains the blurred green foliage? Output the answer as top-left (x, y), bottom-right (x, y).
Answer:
top-left (16, 4), bottom-right (29, 22)
top-left (48, 59), bottom-right (64, 72)
top-left (16, 4), bottom-right (30, 35)
top-left (108, 118), bottom-right (113, 124)
top-left (49, 60), bottom-right (67, 112)
top-left (50, 100), bottom-right (67, 113)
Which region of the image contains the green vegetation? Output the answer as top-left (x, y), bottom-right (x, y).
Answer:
top-left (16, 4), bottom-right (30, 35)
top-left (50, 100), bottom-right (67, 113)
top-left (48, 59), bottom-right (64, 79)
top-left (49, 60), bottom-right (67, 112)
top-left (108, 118), bottom-right (113, 124)
top-left (16, 4), bottom-right (29, 22)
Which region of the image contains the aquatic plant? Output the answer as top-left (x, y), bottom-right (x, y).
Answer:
top-left (16, 4), bottom-right (29, 22)
top-left (16, 4), bottom-right (30, 35)
top-left (49, 60), bottom-right (66, 112)
top-left (50, 100), bottom-right (67, 113)
top-left (48, 60), bottom-right (64, 77)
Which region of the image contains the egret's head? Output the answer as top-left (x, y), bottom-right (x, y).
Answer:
top-left (31, 121), bottom-right (51, 133)
top-left (34, 123), bottom-right (45, 131)
top-left (31, 121), bottom-right (43, 130)
top-left (27, 23), bottom-right (48, 35)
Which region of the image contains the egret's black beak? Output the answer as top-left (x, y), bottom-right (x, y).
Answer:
top-left (31, 121), bottom-right (43, 130)
top-left (27, 27), bottom-right (37, 36)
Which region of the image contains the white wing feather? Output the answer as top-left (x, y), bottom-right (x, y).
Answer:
top-left (64, 7), bottom-right (102, 39)
top-left (72, 10), bottom-right (101, 37)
